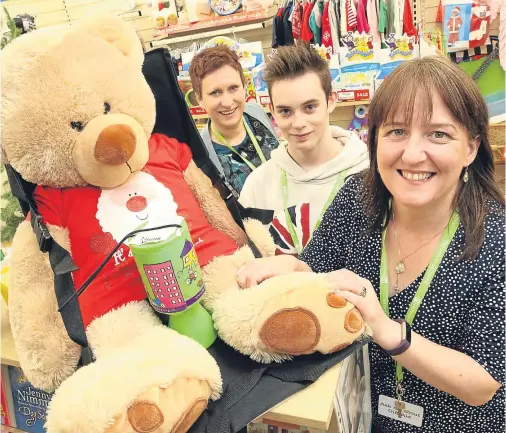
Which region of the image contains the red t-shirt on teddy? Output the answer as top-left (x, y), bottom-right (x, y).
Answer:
top-left (34, 134), bottom-right (238, 327)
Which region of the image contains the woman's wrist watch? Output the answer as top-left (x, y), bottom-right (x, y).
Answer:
top-left (382, 319), bottom-right (412, 356)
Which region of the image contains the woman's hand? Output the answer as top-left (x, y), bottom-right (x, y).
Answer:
top-left (237, 255), bottom-right (311, 289)
top-left (327, 269), bottom-right (402, 350)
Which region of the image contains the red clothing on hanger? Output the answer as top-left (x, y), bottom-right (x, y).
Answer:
top-left (321, 0), bottom-right (333, 50)
top-left (436, 0), bottom-right (443, 23)
top-left (301, 1), bottom-right (316, 42)
top-left (346, 0), bottom-right (357, 31)
top-left (356, 0), bottom-right (370, 34)
top-left (403, 0), bottom-right (417, 37)
top-left (292, 0), bottom-right (303, 39)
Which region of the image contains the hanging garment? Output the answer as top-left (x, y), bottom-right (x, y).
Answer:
top-left (356, 0), bottom-right (370, 33)
top-left (403, 0), bottom-right (417, 37)
top-left (276, 6), bottom-right (287, 46)
top-left (310, 0), bottom-right (324, 44)
top-left (436, 0), bottom-right (443, 22)
top-left (340, 0), bottom-right (348, 36)
top-left (292, 0), bottom-right (303, 39)
top-left (283, 3), bottom-right (295, 45)
top-left (322, 0), bottom-right (334, 49)
top-left (386, 0), bottom-right (403, 35)
top-left (272, 14), bottom-right (280, 47)
top-left (330, 0), bottom-right (341, 53)
top-left (347, 0), bottom-right (358, 30)
top-left (301, 0), bottom-right (316, 42)
top-left (378, 0), bottom-right (388, 33)
top-left (367, 0), bottom-right (381, 42)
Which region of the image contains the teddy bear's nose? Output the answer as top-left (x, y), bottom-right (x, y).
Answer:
top-left (94, 124), bottom-right (136, 166)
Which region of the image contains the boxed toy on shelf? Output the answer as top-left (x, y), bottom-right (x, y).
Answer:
top-left (333, 32), bottom-right (381, 103)
top-left (374, 34), bottom-right (419, 91)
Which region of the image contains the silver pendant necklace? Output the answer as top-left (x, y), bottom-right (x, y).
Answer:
top-left (391, 212), bottom-right (446, 293)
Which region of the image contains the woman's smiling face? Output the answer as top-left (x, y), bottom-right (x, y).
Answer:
top-left (377, 92), bottom-right (478, 210)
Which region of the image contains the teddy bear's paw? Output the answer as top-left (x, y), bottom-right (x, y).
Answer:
top-left (211, 272), bottom-right (366, 363)
top-left (45, 325), bottom-right (222, 433)
top-left (105, 377), bottom-right (211, 433)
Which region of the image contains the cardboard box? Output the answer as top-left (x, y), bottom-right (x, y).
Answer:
top-left (333, 32), bottom-right (381, 102)
top-left (374, 34), bottom-right (419, 92)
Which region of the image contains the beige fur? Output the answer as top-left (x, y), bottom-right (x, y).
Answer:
top-left (9, 221), bottom-right (80, 392)
top-left (77, 14), bottom-right (144, 67)
top-left (211, 272), bottom-right (365, 363)
top-left (86, 301), bottom-right (161, 359)
top-left (202, 246), bottom-right (255, 309)
top-left (72, 112), bottom-right (150, 188)
top-left (184, 161), bottom-right (248, 246)
top-left (0, 17), bottom-right (155, 188)
top-left (46, 304), bottom-right (222, 433)
top-left (105, 378), bottom-right (211, 433)
top-left (243, 218), bottom-right (276, 257)
top-left (203, 251), bottom-right (367, 363)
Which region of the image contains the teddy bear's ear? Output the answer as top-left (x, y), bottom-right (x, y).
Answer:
top-left (77, 14), bottom-right (144, 68)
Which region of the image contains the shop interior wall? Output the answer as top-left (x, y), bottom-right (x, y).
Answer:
top-left (2, 0), bottom-right (500, 129)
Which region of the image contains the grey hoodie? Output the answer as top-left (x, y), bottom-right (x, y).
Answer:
top-left (240, 127), bottom-right (369, 254)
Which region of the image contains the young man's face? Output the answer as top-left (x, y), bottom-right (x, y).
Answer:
top-left (270, 72), bottom-right (336, 154)
top-left (198, 65), bottom-right (246, 132)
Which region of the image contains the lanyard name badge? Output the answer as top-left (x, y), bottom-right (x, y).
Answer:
top-left (377, 211), bottom-right (460, 427)
top-left (281, 169), bottom-right (348, 255)
top-left (212, 117), bottom-right (267, 171)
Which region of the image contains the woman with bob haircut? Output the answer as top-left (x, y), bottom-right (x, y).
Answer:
top-left (236, 56), bottom-right (505, 432)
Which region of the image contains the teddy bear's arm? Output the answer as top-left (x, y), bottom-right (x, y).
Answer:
top-left (184, 160), bottom-right (249, 246)
top-left (9, 221), bottom-right (81, 392)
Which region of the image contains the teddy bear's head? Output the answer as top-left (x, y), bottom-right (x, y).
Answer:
top-left (1, 15), bottom-right (156, 189)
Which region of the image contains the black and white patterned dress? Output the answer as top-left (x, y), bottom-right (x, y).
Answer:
top-left (300, 174), bottom-right (505, 433)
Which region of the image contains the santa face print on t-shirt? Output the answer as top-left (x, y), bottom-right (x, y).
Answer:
top-left (96, 171), bottom-right (183, 246)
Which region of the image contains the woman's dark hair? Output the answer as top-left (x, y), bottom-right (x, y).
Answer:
top-left (364, 55), bottom-right (504, 260)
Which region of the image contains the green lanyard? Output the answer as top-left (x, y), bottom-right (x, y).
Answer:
top-left (379, 211), bottom-right (460, 386)
top-left (211, 116), bottom-right (267, 171)
top-left (281, 169), bottom-right (348, 255)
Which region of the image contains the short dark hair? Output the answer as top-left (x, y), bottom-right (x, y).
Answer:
top-left (189, 45), bottom-right (245, 99)
top-left (263, 43), bottom-right (332, 102)
top-left (364, 55), bottom-right (504, 260)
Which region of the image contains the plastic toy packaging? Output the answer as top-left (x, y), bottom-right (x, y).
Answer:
top-left (375, 33), bottom-right (419, 91)
top-left (334, 32), bottom-right (381, 102)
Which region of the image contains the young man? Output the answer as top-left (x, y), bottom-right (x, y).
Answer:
top-left (239, 44), bottom-right (369, 256)
top-left (189, 46), bottom-right (280, 193)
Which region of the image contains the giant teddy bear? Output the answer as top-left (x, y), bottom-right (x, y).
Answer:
top-left (0, 15), bottom-right (367, 433)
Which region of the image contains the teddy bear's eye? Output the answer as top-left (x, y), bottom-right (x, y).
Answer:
top-left (104, 102), bottom-right (111, 114)
top-left (70, 121), bottom-right (84, 132)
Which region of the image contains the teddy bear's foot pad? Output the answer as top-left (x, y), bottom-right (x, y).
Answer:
top-left (105, 377), bottom-right (211, 433)
top-left (45, 325), bottom-right (222, 433)
top-left (211, 272), bottom-right (367, 363)
top-left (259, 308), bottom-right (320, 355)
